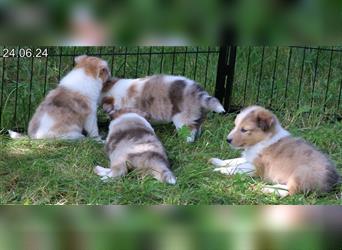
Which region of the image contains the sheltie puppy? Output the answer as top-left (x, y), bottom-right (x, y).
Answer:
top-left (94, 108), bottom-right (176, 184)
top-left (100, 75), bottom-right (225, 142)
top-left (210, 106), bottom-right (340, 197)
top-left (9, 55), bottom-right (110, 140)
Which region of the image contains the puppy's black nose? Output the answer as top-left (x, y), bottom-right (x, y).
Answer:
top-left (227, 138), bottom-right (232, 144)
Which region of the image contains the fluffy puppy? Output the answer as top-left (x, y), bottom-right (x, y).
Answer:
top-left (101, 75), bottom-right (225, 142)
top-left (210, 106), bottom-right (340, 197)
top-left (9, 55), bottom-right (110, 140)
top-left (94, 108), bottom-right (176, 184)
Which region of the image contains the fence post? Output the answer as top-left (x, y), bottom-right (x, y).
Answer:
top-left (215, 46), bottom-right (237, 112)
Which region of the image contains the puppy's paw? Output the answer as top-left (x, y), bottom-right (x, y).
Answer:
top-left (262, 185), bottom-right (289, 198)
top-left (209, 158), bottom-right (227, 167)
top-left (215, 106), bottom-right (225, 113)
top-left (100, 175), bottom-right (111, 182)
top-left (186, 136), bottom-right (195, 143)
top-left (94, 165), bottom-right (112, 176)
top-left (93, 136), bottom-right (105, 143)
top-left (224, 158), bottom-right (248, 166)
top-left (162, 171), bottom-right (177, 185)
top-left (8, 130), bottom-right (24, 139)
top-left (213, 166), bottom-right (237, 175)
top-left (163, 172), bottom-right (177, 185)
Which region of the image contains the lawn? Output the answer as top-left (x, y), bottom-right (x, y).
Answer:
top-left (0, 46), bottom-right (341, 204)
top-left (0, 112), bottom-right (341, 205)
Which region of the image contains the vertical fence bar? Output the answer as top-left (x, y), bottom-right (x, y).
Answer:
top-left (269, 47), bottom-right (279, 107)
top-left (297, 47), bottom-right (306, 109)
top-left (111, 46), bottom-right (115, 74)
top-left (310, 49), bottom-right (320, 110)
top-left (193, 47), bottom-right (199, 80)
top-left (27, 56), bottom-right (34, 124)
top-left (123, 47), bottom-right (128, 77)
top-left (159, 47), bottom-right (164, 73)
top-left (256, 46), bottom-right (265, 103)
top-left (215, 46), bottom-right (237, 112)
top-left (284, 47), bottom-right (292, 108)
top-left (135, 46), bottom-right (140, 78)
top-left (243, 46), bottom-right (251, 106)
top-left (171, 47), bottom-right (176, 74)
top-left (72, 46), bottom-right (76, 67)
top-left (0, 57), bottom-right (5, 128)
top-left (203, 46), bottom-right (210, 89)
top-left (323, 49), bottom-right (333, 112)
top-left (58, 47), bottom-right (62, 81)
top-left (338, 54), bottom-right (342, 110)
top-left (215, 46), bottom-right (229, 103)
top-left (223, 46), bottom-right (237, 111)
top-left (338, 78), bottom-right (342, 110)
top-left (13, 47), bottom-right (20, 127)
top-left (182, 47), bottom-right (187, 76)
top-left (43, 55), bottom-right (48, 96)
top-left (147, 47), bottom-right (152, 75)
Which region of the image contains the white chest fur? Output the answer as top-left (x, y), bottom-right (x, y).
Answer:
top-left (243, 125), bottom-right (290, 163)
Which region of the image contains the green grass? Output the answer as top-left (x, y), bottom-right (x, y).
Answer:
top-left (0, 46), bottom-right (341, 204)
top-left (0, 113), bottom-right (341, 205)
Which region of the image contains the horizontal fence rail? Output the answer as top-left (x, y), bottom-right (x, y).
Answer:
top-left (0, 46), bottom-right (220, 131)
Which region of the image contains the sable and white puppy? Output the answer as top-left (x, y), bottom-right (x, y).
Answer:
top-left (101, 75), bottom-right (225, 142)
top-left (210, 106), bottom-right (340, 197)
top-left (94, 108), bottom-right (176, 184)
top-left (9, 55), bottom-right (110, 140)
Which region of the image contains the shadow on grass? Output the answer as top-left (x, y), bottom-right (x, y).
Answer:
top-left (0, 136), bottom-right (105, 204)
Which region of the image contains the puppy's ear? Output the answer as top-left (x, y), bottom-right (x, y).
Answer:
top-left (256, 110), bottom-right (275, 131)
top-left (102, 96), bottom-right (115, 113)
top-left (75, 55), bottom-right (87, 64)
top-left (102, 78), bottom-right (120, 93)
top-left (99, 65), bottom-right (110, 82)
top-left (97, 59), bottom-right (111, 82)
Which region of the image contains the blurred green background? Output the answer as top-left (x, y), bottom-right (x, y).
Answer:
top-left (0, 206), bottom-right (341, 250)
top-left (0, 0), bottom-right (342, 44)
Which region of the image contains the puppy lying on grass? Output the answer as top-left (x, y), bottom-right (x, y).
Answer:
top-left (210, 106), bottom-right (340, 197)
top-left (94, 107), bottom-right (176, 184)
top-left (9, 55), bottom-right (110, 141)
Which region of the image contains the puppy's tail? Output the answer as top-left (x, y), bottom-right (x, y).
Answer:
top-left (8, 130), bottom-right (27, 139)
top-left (200, 93), bottom-right (225, 113)
top-left (193, 83), bottom-right (225, 113)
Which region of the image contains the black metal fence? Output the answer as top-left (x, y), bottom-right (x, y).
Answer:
top-left (227, 46), bottom-right (342, 117)
top-left (0, 46), bottom-right (341, 131)
top-left (0, 46), bottom-right (220, 130)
